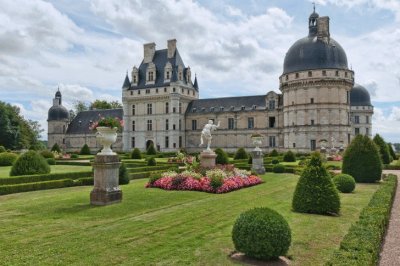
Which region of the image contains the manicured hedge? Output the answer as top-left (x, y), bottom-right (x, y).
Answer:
top-left (130, 170), bottom-right (173, 180)
top-left (0, 179), bottom-right (74, 195)
top-left (74, 177), bottom-right (94, 186)
top-left (383, 164), bottom-right (400, 170)
top-left (127, 165), bottom-right (172, 173)
top-left (0, 171), bottom-right (93, 185)
top-left (55, 161), bottom-right (92, 166)
top-left (326, 174), bottom-right (397, 266)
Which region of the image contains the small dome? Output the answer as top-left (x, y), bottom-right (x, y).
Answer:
top-left (48, 105), bottom-right (69, 121)
top-left (55, 90), bottom-right (61, 98)
top-left (350, 84), bottom-right (372, 106)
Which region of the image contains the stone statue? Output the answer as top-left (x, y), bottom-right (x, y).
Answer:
top-left (199, 120), bottom-right (220, 151)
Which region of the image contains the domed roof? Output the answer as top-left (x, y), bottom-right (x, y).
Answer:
top-left (350, 84), bottom-right (372, 106)
top-left (48, 105), bottom-right (69, 121)
top-left (283, 11), bottom-right (348, 74)
top-left (55, 90), bottom-right (61, 98)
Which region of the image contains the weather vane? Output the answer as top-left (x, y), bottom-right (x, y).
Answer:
top-left (313, 2), bottom-right (316, 12)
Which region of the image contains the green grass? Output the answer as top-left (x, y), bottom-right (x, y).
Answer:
top-left (0, 173), bottom-right (378, 265)
top-left (0, 165), bottom-right (92, 178)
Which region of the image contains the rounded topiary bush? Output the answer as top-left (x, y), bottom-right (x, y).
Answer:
top-left (0, 152), bottom-right (18, 166)
top-left (292, 152), bottom-right (340, 215)
top-left (333, 174), bottom-right (356, 193)
top-left (40, 150), bottom-right (54, 159)
top-left (71, 153), bottom-right (79, 159)
top-left (232, 207), bottom-right (291, 261)
top-left (51, 143), bottom-right (61, 153)
top-left (80, 144), bottom-right (91, 155)
top-left (131, 148), bottom-right (142, 159)
top-left (10, 151), bottom-right (50, 176)
top-left (273, 164), bottom-right (285, 173)
top-left (342, 135), bottom-right (382, 183)
top-left (271, 159), bottom-right (279, 165)
top-left (234, 148), bottom-right (248, 160)
top-left (147, 157), bottom-right (157, 166)
top-left (0, 146), bottom-right (6, 153)
top-left (146, 144), bottom-right (157, 155)
top-left (46, 158), bottom-right (56, 165)
top-left (270, 149), bottom-right (279, 157)
top-left (283, 150), bottom-right (296, 162)
top-left (215, 148), bottom-right (229, 164)
top-left (119, 162), bottom-right (130, 185)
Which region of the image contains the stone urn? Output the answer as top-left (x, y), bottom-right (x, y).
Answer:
top-left (251, 134), bottom-right (263, 152)
top-left (96, 127), bottom-right (118, 155)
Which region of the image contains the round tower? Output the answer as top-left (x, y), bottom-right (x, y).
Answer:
top-left (47, 89), bottom-right (69, 150)
top-left (350, 84), bottom-right (373, 137)
top-left (279, 10), bottom-right (354, 151)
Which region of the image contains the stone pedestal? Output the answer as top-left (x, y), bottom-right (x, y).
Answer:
top-left (251, 150), bottom-right (265, 174)
top-left (200, 150), bottom-right (217, 168)
top-left (90, 155), bottom-right (122, 206)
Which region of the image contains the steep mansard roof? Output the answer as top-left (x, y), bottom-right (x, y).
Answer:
top-left (66, 109), bottom-right (123, 134)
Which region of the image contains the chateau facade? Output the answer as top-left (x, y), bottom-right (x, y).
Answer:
top-left (48, 11), bottom-right (373, 154)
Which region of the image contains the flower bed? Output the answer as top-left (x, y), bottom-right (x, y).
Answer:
top-left (146, 166), bottom-right (263, 193)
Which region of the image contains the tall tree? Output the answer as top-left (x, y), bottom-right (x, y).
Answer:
top-left (90, 100), bottom-right (122, 110)
top-left (373, 134), bottom-right (391, 164)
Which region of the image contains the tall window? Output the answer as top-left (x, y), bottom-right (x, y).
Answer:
top-left (131, 137), bottom-right (135, 148)
top-left (132, 121), bottom-right (135, 131)
top-left (308, 71), bottom-right (312, 77)
top-left (354, 116), bottom-right (360, 124)
top-left (133, 76), bottom-right (137, 83)
top-left (179, 103), bottom-right (182, 113)
top-left (366, 116), bottom-right (369, 124)
top-left (179, 119), bottom-right (182, 130)
top-left (147, 103), bottom-right (152, 115)
top-left (366, 128), bottom-right (369, 135)
top-left (166, 71), bottom-right (170, 79)
top-left (165, 136), bottom-right (169, 148)
top-left (311, 119), bottom-right (315, 125)
top-left (147, 120), bottom-right (152, 131)
top-left (228, 118), bottom-right (235, 129)
top-left (269, 136), bottom-right (276, 147)
top-left (322, 70), bottom-right (326, 76)
top-left (148, 71), bottom-right (154, 81)
top-left (310, 140), bottom-right (316, 151)
top-left (179, 136), bottom-right (182, 148)
top-left (355, 128), bottom-right (360, 135)
top-left (165, 119), bottom-right (169, 130)
top-left (132, 104), bottom-right (135, 115)
top-left (335, 70), bottom-right (339, 77)
top-left (165, 102), bottom-right (169, 113)
top-left (310, 98), bottom-right (314, 104)
top-left (248, 117), bottom-right (254, 129)
top-left (269, 100), bottom-right (275, 110)
top-left (192, 120), bottom-right (197, 130)
top-left (269, 117), bottom-right (276, 128)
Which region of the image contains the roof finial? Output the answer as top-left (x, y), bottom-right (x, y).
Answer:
top-left (313, 2), bottom-right (316, 13)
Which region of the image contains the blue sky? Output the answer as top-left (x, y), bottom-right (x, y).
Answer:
top-left (0, 0), bottom-right (399, 142)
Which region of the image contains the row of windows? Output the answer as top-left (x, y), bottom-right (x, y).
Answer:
top-left (285, 70), bottom-right (349, 81)
top-left (353, 115), bottom-right (370, 124)
top-left (131, 103), bottom-right (182, 115)
top-left (131, 136), bottom-right (182, 149)
top-left (191, 117), bottom-right (276, 130)
top-left (191, 101), bottom-right (276, 113)
top-left (355, 127), bottom-right (370, 135)
top-left (130, 87), bottom-right (196, 96)
top-left (132, 119), bottom-right (182, 131)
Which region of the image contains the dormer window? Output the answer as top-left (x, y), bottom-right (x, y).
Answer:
top-left (178, 72), bottom-right (182, 80)
top-left (241, 106), bottom-right (245, 111)
top-left (335, 70), bottom-right (339, 77)
top-left (322, 70), bottom-right (326, 76)
top-left (192, 108), bottom-right (196, 113)
top-left (295, 73), bottom-right (299, 78)
top-left (202, 107), bottom-right (205, 112)
top-left (131, 66), bottom-right (139, 86)
top-left (252, 105), bottom-right (257, 110)
top-left (164, 62), bottom-right (172, 83)
top-left (148, 72), bottom-right (154, 81)
top-left (146, 63), bottom-right (156, 85)
top-left (230, 106), bottom-right (234, 111)
top-left (220, 106), bottom-right (224, 111)
top-left (178, 65), bottom-right (183, 81)
top-left (210, 107), bottom-right (215, 112)
top-left (308, 71), bottom-right (312, 77)
top-left (166, 72), bottom-right (170, 79)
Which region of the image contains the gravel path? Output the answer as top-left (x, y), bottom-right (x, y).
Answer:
top-left (379, 170), bottom-right (400, 266)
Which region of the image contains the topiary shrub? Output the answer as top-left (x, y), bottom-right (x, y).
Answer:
top-left (387, 143), bottom-right (397, 160)
top-left (343, 135), bottom-right (382, 183)
top-left (292, 152), bottom-right (340, 215)
top-left (333, 174), bottom-right (356, 193)
top-left (248, 156), bottom-right (252, 164)
top-left (283, 150), bottom-right (296, 162)
top-left (119, 162), bottom-right (130, 185)
top-left (80, 144), bottom-right (91, 155)
top-left (271, 159), bottom-right (279, 165)
top-left (270, 149), bottom-right (279, 157)
top-left (146, 143), bottom-right (157, 155)
top-left (131, 148), bottom-right (142, 159)
top-left (148, 172), bottom-right (162, 184)
top-left (232, 207), bottom-right (291, 261)
top-left (147, 157), bottom-right (157, 166)
top-left (0, 146), bottom-right (6, 153)
top-left (373, 134), bottom-right (391, 164)
top-left (40, 150), bottom-right (54, 159)
top-left (234, 148), bottom-right (248, 160)
top-left (210, 175), bottom-right (224, 190)
top-left (51, 143), bottom-right (61, 153)
top-left (46, 158), bottom-right (56, 165)
top-left (273, 164), bottom-right (285, 173)
top-left (215, 148), bottom-right (229, 164)
top-left (10, 151), bottom-right (50, 176)
top-left (0, 152), bottom-right (18, 166)
top-left (71, 154), bottom-right (79, 159)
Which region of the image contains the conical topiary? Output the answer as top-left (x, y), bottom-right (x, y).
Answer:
top-left (80, 144), bottom-right (91, 155)
top-left (387, 143), bottom-right (397, 160)
top-left (373, 134), bottom-right (391, 164)
top-left (131, 148), bottom-right (142, 159)
top-left (51, 143), bottom-right (61, 153)
top-left (283, 150), bottom-right (296, 162)
top-left (234, 148), bottom-right (248, 160)
top-left (10, 150), bottom-right (50, 176)
top-left (119, 162), bottom-right (130, 185)
top-left (292, 152), bottom-right (340, 215)
top-left (343, 135), bottom-right (382, 183)
top-left (146, 143), bottom-right (157, 155)
top-left (215, 148), bottom-right (229, 164)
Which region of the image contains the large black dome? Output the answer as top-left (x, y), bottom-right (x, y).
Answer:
top-left (283, 36), bottom-right (348, 74)
top-left (48, 105), bottom-right (69, 121)
top-left (350, 84), bottom-right (372, 106)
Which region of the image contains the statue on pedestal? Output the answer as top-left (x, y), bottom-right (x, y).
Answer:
top-left (199, 120), bottom-right (220, 151)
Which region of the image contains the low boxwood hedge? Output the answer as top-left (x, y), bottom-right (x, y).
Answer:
top-left (55, 161), bottom-right (92, 166)
top-left (74, 177), bottom-right (94, 186)
top-left (0, 179), bottom-right (74, 195)
top-left (0, 171), bottom-right (93, 185)
top-left (383, 164), bottom-right (400, 170)
top-left (326, 174), bottom-right (397, 266)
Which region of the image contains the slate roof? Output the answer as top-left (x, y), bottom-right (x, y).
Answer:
top-left (48, 105), bottom-right (69, 121)
top-left (66, 109), bottom-right (123, 134)
top-left (185, 95), bottom-right (271, 114)
top-left (128, 48), bottom-right (197, 90)
top-left (350, 84), bottom-right (372, 107)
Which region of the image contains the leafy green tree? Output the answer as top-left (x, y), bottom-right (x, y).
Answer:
top-left (342, 135), bottom-right (382, 183)
top-left (387, 143), bottom-right (397, 160)
top-left (90, 100), bottom-right (122, 110)
top-left (373, 134), bottom-right (391, 164)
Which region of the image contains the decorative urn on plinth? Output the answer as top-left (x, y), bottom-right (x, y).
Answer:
top-left (96, 127), bottom-right (118, 155)
top-left (251, 133), bottom-right (265, 174)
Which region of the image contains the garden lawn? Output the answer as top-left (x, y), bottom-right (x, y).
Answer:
top-left (0, 174), bottom-right (378, 265)
top-left (0, 165), bottom-right (92, 178)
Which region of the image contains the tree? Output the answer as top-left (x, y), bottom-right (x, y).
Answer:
top-left (373, 134), bottom-right (391, 164)
top-left (387, 143), bottom-right (397, 160)
top-left (73, 101), bottom-right (89, 113)
top-left (342, 135), bottom-right (382, 183)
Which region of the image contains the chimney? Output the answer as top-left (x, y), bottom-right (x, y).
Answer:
top-left (143, 42), bottom-right (156, 63)
top-left (317, 16), bottom-right (330, 43)
top-left (167, 39), bottom-right (177, 58)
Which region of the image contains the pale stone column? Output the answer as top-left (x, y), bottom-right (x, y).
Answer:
top-left (251, 150), bottom-right (265, 174)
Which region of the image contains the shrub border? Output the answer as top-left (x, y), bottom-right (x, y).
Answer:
top-left (0, 171), bottom-right (93, 185)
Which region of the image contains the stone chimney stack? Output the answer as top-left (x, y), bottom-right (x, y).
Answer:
top-left (143, 42), bottom-right (156, 63)
top-left (167, 39), bottom-right (177, 58)
top-left (317, 16), bottom-right (330, 43)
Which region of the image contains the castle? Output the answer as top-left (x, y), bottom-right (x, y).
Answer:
top-left (48, 11), bottom-right (373, 153)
